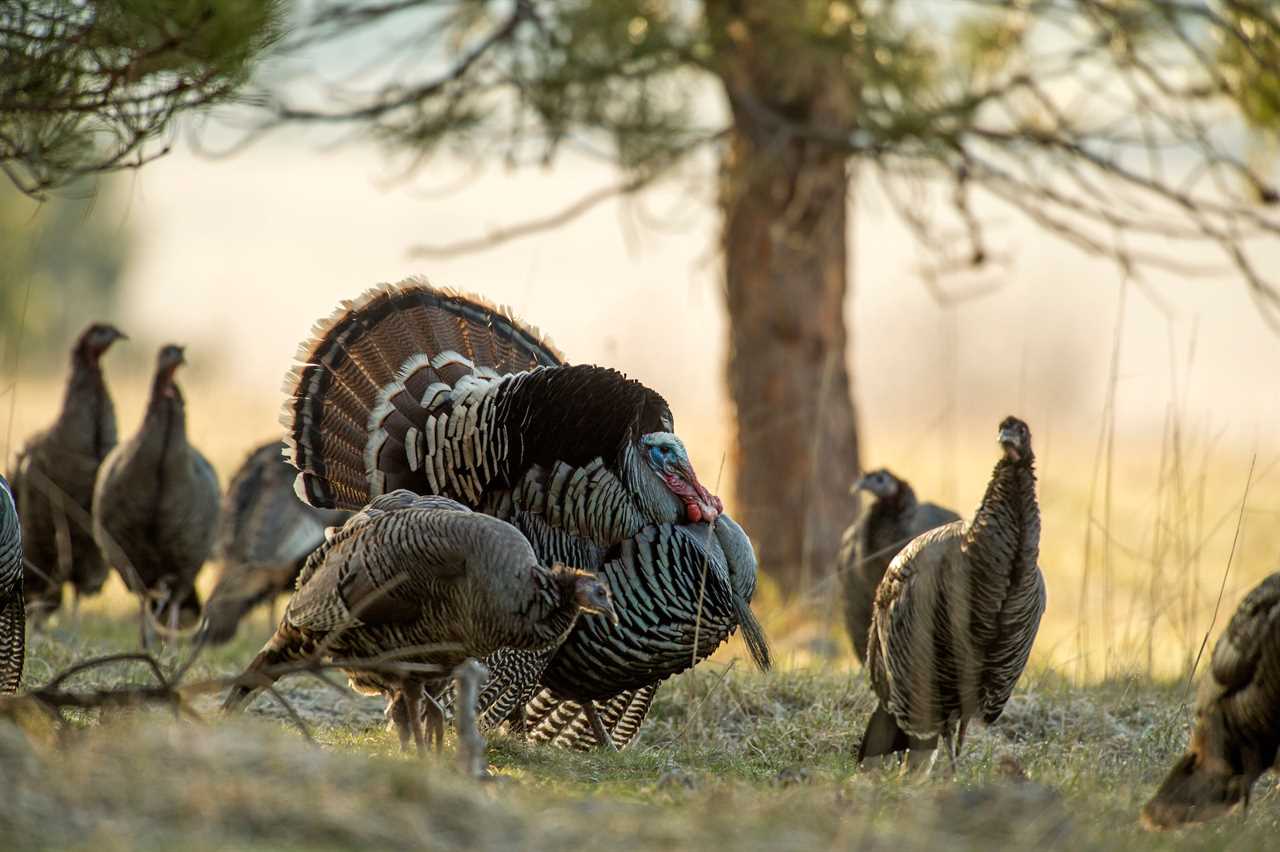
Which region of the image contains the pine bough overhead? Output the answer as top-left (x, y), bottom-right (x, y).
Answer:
top-left (281, 278), bottom-right (770, 749)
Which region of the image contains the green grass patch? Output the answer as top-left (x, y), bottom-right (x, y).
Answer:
top-left (2, 612), bottom-right (1277, 850)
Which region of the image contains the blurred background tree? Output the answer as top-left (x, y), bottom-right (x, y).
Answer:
top-left (0, 0), bottom-right (283, 198)
top-left (239, 0), bottom-right (1279, 601)
top-left (4, 1), bottom-right (1279, 605)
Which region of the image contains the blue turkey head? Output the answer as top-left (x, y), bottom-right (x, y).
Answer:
top-left (638, 432), bottom-right (722, 525)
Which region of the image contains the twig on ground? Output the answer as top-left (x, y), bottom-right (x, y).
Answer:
top-left (453, 658), bottom-right (490, 779)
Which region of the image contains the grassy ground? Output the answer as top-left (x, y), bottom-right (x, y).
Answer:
top-left (2, 610), bottom-right (1277, 851)
top-left (4, 372), bottom-right (1278, 850)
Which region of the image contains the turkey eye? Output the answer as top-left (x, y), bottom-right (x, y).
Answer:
top-left (649, 446), bottom-right (666, 466)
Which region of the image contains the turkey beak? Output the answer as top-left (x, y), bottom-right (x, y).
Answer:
top-left (998, 427), bottom-right (1021, 461)
top-left (112, 329), bottom-right (129, 343)
top-left (850, 475), bottom-right (869, 496)
top-left (678, 462), bottom-right (721, 524)
top-left (593, 596), bottom-right (619, 626)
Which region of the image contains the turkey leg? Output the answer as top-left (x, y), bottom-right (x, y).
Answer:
top-left (586, 702), bottom-right (617, 751)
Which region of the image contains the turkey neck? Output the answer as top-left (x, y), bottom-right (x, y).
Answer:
top-left (520, 570), bottom-right (583, 649)
top-left (53, 347), bottom-right (114, 458)
top-left (145, 366), bottom-right (187, 435)
top-left (139, 369), bottom-right (190, 487)
top-left (962, 456), bottom-right (1040, 582)
top-left (868, 484), bottom-right (918, 532)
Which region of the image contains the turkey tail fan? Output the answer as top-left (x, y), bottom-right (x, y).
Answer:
top-left (606, 686), bottom-right (656, 749)
top-left (734, 596), bottom-right (772, 672)
top-left (283, 279), bottom-right (565, 510)
top-left (526, 686), bottom-right (656, 751)
top-left (0, 590), bottom-right (24, 693)
top-left (522, 690), bottom-right (580, 744)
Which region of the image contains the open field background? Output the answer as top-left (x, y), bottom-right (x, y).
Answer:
top-left (4, 115), bottom-right (1280, 851)
top-left (5, 362), bottom-right (1278, 683)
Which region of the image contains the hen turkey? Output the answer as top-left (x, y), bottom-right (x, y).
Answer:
top-left (281, 279), bottom-right (769, 749)
top-left (858, 417), bottom-right (1045, 772)
top-left (223, 490), bottom-right (617, 754)
top-left (838, 469), bottom-right (959, 662)
top-left (93, 345), bottom-right (220, 631)
top-left (205, 440), bottom-right (349, 644)
top-left (1142, 572), bottom-right (1280, 830)
top-left (12, 322), bottom-right (125, 618)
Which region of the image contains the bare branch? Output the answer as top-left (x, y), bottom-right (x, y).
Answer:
top-left (408, 172), bottom-right (659, 257)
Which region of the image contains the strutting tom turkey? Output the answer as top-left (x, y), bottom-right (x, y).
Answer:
top-left (1142, 572), bottom-right (1280, 830)
top-left (281, 279), bottom-right (770, 749)
top-left (223, 490), bottom-right (618, 754)
top-left (858, 417), bottom-right (1046, 772)
top-left (205, 440), bottom-right (350, 645)
top-left (12, 322), bottom-right (126, 618)
top-left (838, 469), bottom-right (959, 663)
top-left (92, 345), bottom-right (220, 634)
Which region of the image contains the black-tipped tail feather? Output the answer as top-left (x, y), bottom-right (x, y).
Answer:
top-left (282, 280), bottom-right (565, 511)
top-left (856, 703), bottom-right (937, 767)
top-left (734, 596), bottom-right (771, 672)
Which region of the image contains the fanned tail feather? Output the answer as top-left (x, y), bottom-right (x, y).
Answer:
top-left (734, 596), bottom-right (772, 672)
top-left (283, 278), bottom-right (565, 510)
top-left (526, 686), bottom-right (657, 751)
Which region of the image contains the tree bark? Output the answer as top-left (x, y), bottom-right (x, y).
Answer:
top-left (712, 6), bottom-right (860, 597)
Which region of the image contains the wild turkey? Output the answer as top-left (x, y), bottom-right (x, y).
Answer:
top-left (204, 440), bottom-right (350, 644)
top-left (0, 474), bottom-right (23, 692)
top-left (1142, 572), bottom-right (1280, 830)
top-left (92, 345), bottom-right (220, 630)
top-left (282, 279), bottom-right (770, 749)
top-left (222, 490), bottom-right (618, 754)
top-left (458, 512), bottom-right (760, 748)
top-left (839, 469), bottom-right (959, 663)
top-left (11, 322), bottom-right (126, 618)
top-left (858, 416), bottom-right (1046, 772)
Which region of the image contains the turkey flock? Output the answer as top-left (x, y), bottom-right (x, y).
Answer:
top-left (0, 279), bottom-right (1275, 830)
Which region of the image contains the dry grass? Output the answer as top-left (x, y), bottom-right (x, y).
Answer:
top-left (3, 366), bottom-right (1279, 849)
top-left (5, 365), bottom-right (1279, 680)
top-left (3, 611), bottom-right (1279, 851)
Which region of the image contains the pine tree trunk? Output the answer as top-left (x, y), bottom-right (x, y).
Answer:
top-left (713, 9), bottom-right (861, 597)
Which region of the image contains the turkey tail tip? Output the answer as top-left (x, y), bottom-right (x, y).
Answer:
top-left (857, 703), bottom-right (907, 766)
top-left (735, 597), bottom-right (772, 672)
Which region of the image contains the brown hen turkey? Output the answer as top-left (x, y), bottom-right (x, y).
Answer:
top-left (838, 469), bottom-right (959, 663)
top-left (93, 345), bottom-right (220, 632)
top-left (1142, 572), bottom-right (1280, 830)
top-left (12, 322), bottom-right (125, 618)
top-left (858, 416), bottom-right (1046, 772)
top-left (223, 490), bottom-right (618, 754)
top-left (204, 440), bottom-right (349, 644)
